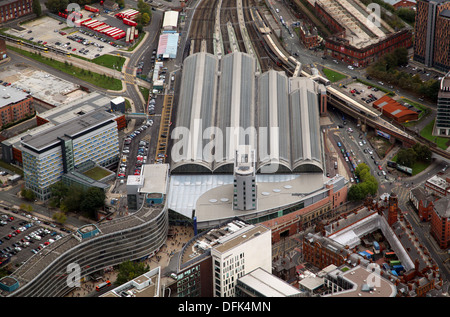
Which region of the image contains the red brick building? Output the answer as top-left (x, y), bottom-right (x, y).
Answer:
top-left (430, 196), bottom-right (450, 249)
top-left (301, 0), bottom-right (413, 67)
top-left (297, 21), bottom-right (321, 50)
top-left (324, 29), bottom-right (413, 68)
top-left (0, 86), bottom-right (34, 128)
top-left (393, 0), bottom-right (416, 9)
top-left (0, 0), bottom-right (33, 23)
top-left (263, 177), bottom-right (348, 243)
top-left (409, 186), bottom-right (435, 221)
top-left (372, 95), bottom-right (419, 123)
top-left (0, 39), bottom-right (6, 62)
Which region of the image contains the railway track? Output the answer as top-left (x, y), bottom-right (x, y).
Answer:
top-left (220, 0), bottom-right (246, 53)
top-left (241, 0), bottom-right (279, 72)
top-left (188, 0), bottom-right (219, 54)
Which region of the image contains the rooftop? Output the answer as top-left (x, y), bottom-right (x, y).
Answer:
top-left (323, 266), bottom-right (397, 297)
top-left (179, 220), bottom-right (269, 269)
top-left (308, 0), bottom-right (392, 49)
top-left (238, 268), bottom-right (303, 297)
top-left (21, 108), bottom-right (116, 153)
top-left (172, 52), bottom-right (323, 174)
top-left (0, 85), bottom-right (31, 108)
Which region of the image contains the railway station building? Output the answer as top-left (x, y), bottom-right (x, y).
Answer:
top-left (167, 52), bottom-right (348, 241)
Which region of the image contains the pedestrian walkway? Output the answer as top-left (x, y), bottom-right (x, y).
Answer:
top-left (65, 225), bottom-right (194, 297)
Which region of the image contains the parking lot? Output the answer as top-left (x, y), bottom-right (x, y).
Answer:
top-left (0, 206), bottom-right (69, 267)
top-left (340, 81), bottom-right (386, 110)
top-left (399, 64), bottom-right (444, 82)
top-left (5, 15), bottom-right (120, 59)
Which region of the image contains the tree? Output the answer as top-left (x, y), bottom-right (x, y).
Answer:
top-left (141, 12), bottom-right (150, 25)
top-left (52, 212), bottom-right (67, 224)
top-left (412, 143), bottom-right (432, 163)
top-left (60, 186), bottom-right (85, 213)
top-left (21, 188), bottom-right (36, 202)
top-left (19, 203), bottom-right (33, 213)
top-left (397, 148), bottom-right (417, 167)
top-left (80, 187), bottom-right (106, 218)
top-left (348, 184), bottom-right (366, 201)
top-left (45, 0), bottom-right (68, 14)
top-left (116, 261), bottom-right (150, 285)
top-left (32, 0), bottom-right (42, 17)
top-left (49, 182), bottom-right (69, 208)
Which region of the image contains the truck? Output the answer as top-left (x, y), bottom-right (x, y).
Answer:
top-left (373, 241), bottom-right (380, 254)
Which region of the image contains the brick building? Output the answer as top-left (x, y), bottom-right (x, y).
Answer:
top-left (414, 0), bottom-right (450, 72)
top-left (430, 196), bottom-right (450, 249)
top-left (297, 21), bottom-right (321, 50)
top-left (302, 0), bottom-right (413, 67)
top-left (372, 95), bottom-right (419, 123)
top-left (0, 38), bottom-right (6, 61)
top-left (393, 0), bottom-right (417, 9)
top-left (0, 0), bottom-right (33, 23)
top-left (0, 85), bottom-right (34, 128)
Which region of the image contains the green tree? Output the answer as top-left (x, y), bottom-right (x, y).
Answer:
top-left (45, 0), bottom-right (68, 13)
top-left (52, 212), bottom-right (67, 224)
top-left (49, 181), bottom-right (69, 208)
top-left (80, 187), bottom-right (106, 218)
top-left (61, 186), bottom-right (85, 213)
top-left (32, 0), bottom-right (42, 17)
top-left (397, 148), bottom-right (417, 167)
top-left (116, 261), bottom-right (150, 285)
top-left (141, 12), bottom-right (150, 25)
top-left (21, 188), bottom-right (36, 202)
top-left (348, 184), bottom-right (366, 201)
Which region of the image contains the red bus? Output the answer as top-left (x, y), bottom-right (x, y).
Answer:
top-left (96, 280), bottom-right (111, 291)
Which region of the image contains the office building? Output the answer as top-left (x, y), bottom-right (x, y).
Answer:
top-left (414, 0), bottom-right (450, 72)
top-left (20, 109), bottom-right (119, 200)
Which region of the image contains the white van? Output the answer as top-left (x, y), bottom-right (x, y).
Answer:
top-left (275, 8), bottom-right (279, 13)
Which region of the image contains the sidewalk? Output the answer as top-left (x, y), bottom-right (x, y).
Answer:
top-left (65, 225), bottom-right (195, 297)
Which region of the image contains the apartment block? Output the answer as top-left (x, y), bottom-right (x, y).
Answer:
top-left (414, 0), bottom-right (450, 72)
top-left (0, 85), bottom-right (34, 128)
top-left (20, 109), bottom-right (119, 200)
top-left (0, 0), bottom-right (33, 23)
